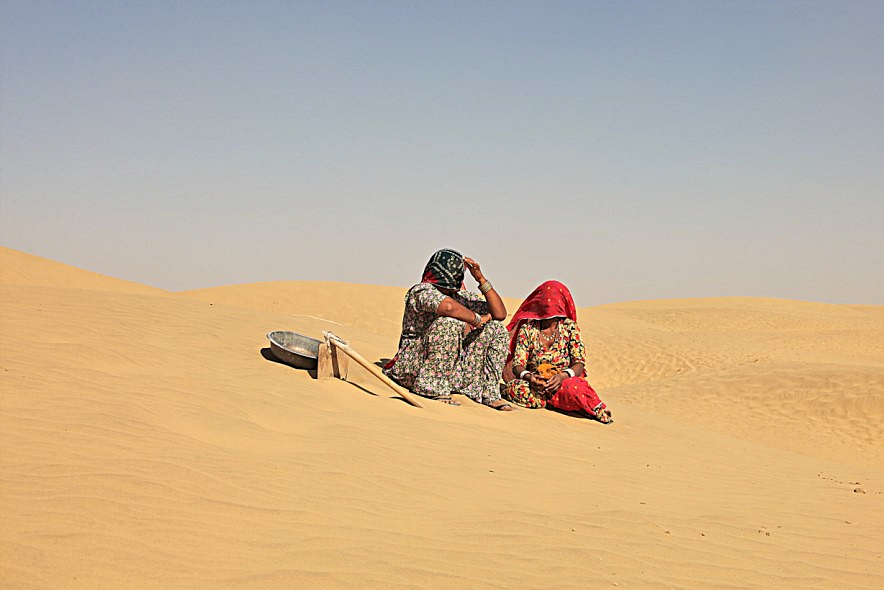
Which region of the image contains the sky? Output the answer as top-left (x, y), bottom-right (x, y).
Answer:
top-left (1, 0), bottom-right (882, 306)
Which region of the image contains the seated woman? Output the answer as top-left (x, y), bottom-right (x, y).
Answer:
top-left (502, 280), bottom-right (613, 423)
top-left (384, 248), bottom-right (513, 410)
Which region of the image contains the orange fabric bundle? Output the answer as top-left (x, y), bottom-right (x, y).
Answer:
top-left (536, 363), bottom-right (559, 379)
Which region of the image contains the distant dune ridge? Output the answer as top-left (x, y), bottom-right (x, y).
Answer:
top-left (1, 246), bottom-right (882, 589)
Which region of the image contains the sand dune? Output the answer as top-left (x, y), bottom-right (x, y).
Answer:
top-left (581, 299), bottom-right (884, 468)
top-left (1, 248), bottom-right (882, 589)
top-left (0, 247), bottom-right (166, 295)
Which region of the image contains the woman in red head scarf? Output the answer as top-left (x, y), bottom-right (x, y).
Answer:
top-left (503, 281), bottom-right (612, 423)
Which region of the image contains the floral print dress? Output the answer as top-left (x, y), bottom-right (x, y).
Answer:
top-left (504, 319), bottom-right (605, 412)
top-left (384, 283), bottom-right (508, 405)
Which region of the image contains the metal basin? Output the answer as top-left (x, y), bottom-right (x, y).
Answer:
top-left (267, 331), bottom-right (321, 369)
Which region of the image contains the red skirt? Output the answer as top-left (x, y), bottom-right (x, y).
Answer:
top-left (504, 374), bottom-right (606, 414)
top-left (547, 376), bottom-right (605, 414)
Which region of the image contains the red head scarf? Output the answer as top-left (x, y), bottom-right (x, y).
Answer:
top-left (506, 280), bottom-right (577, 359)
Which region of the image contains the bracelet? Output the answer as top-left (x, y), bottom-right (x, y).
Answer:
top-left (564, 368), bottom-right (576, 378)
top-left (479, 281), bottom-right (493, 294)
top-left (519, 370), bottom-right (531, 380)
top-left (471, 312), bottom-right (482, 327)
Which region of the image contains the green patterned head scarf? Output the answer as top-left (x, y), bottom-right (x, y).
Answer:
top-left (421, 249), bottom-right (465, 291)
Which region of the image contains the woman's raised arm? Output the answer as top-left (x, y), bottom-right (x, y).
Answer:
top-left (463, 257), bottom-right (506, 320)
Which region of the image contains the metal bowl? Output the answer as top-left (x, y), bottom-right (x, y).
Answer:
top-left (267, 331), bottom-right (321, 370)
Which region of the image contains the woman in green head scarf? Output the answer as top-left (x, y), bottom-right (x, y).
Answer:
top-left (384, 249), bottom-right (512, 410)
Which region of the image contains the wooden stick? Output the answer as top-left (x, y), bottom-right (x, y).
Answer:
top-left (324, 332), bottom-right (423, 408)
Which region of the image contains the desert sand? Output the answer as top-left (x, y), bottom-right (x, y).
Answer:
top-left (1, 246), bottom-right (882, 589)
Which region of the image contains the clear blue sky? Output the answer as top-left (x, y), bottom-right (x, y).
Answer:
top-left (2, 1), bottom-right (882, 305)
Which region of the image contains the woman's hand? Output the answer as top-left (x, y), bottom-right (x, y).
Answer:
top-left (541, 372), bottom-right (565, 395)
top-left (464, 256), bottom-right (506, 321)
top-left (463, 257), bottom-right (484, 283)
top-left (527, 373), bottom-right (546, 393)
top-left (463, 313), bottom-right (492, 335)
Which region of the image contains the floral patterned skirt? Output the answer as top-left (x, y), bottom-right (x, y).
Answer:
top-left (385, 317), bottom-right (508, 405)
top-left (503, 375), bottom-right (605, 414)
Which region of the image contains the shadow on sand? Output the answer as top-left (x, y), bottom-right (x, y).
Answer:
top-left (260, 347), bottom-right (317, 379)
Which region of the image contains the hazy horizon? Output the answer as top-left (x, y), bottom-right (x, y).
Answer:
top-left (2, 1), bottom-right (882, 306)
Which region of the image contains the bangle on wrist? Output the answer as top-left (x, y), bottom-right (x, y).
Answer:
top-left (519, 370), bottom-right (530, 380)
top-left (479, 281), bottom-right (493, 294)
top-left (564, 368), bottom-right (576, 378)
top-left (471, 312), bottom-right (482, 327)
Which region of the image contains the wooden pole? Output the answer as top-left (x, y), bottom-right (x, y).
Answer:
top-left (324, 332), bottom-right (423, 408)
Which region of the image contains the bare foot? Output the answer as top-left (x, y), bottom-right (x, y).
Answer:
top-left (593, 406), bottom-right (613, 424)
top-left (489, 400), bottom-right (515, 412)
